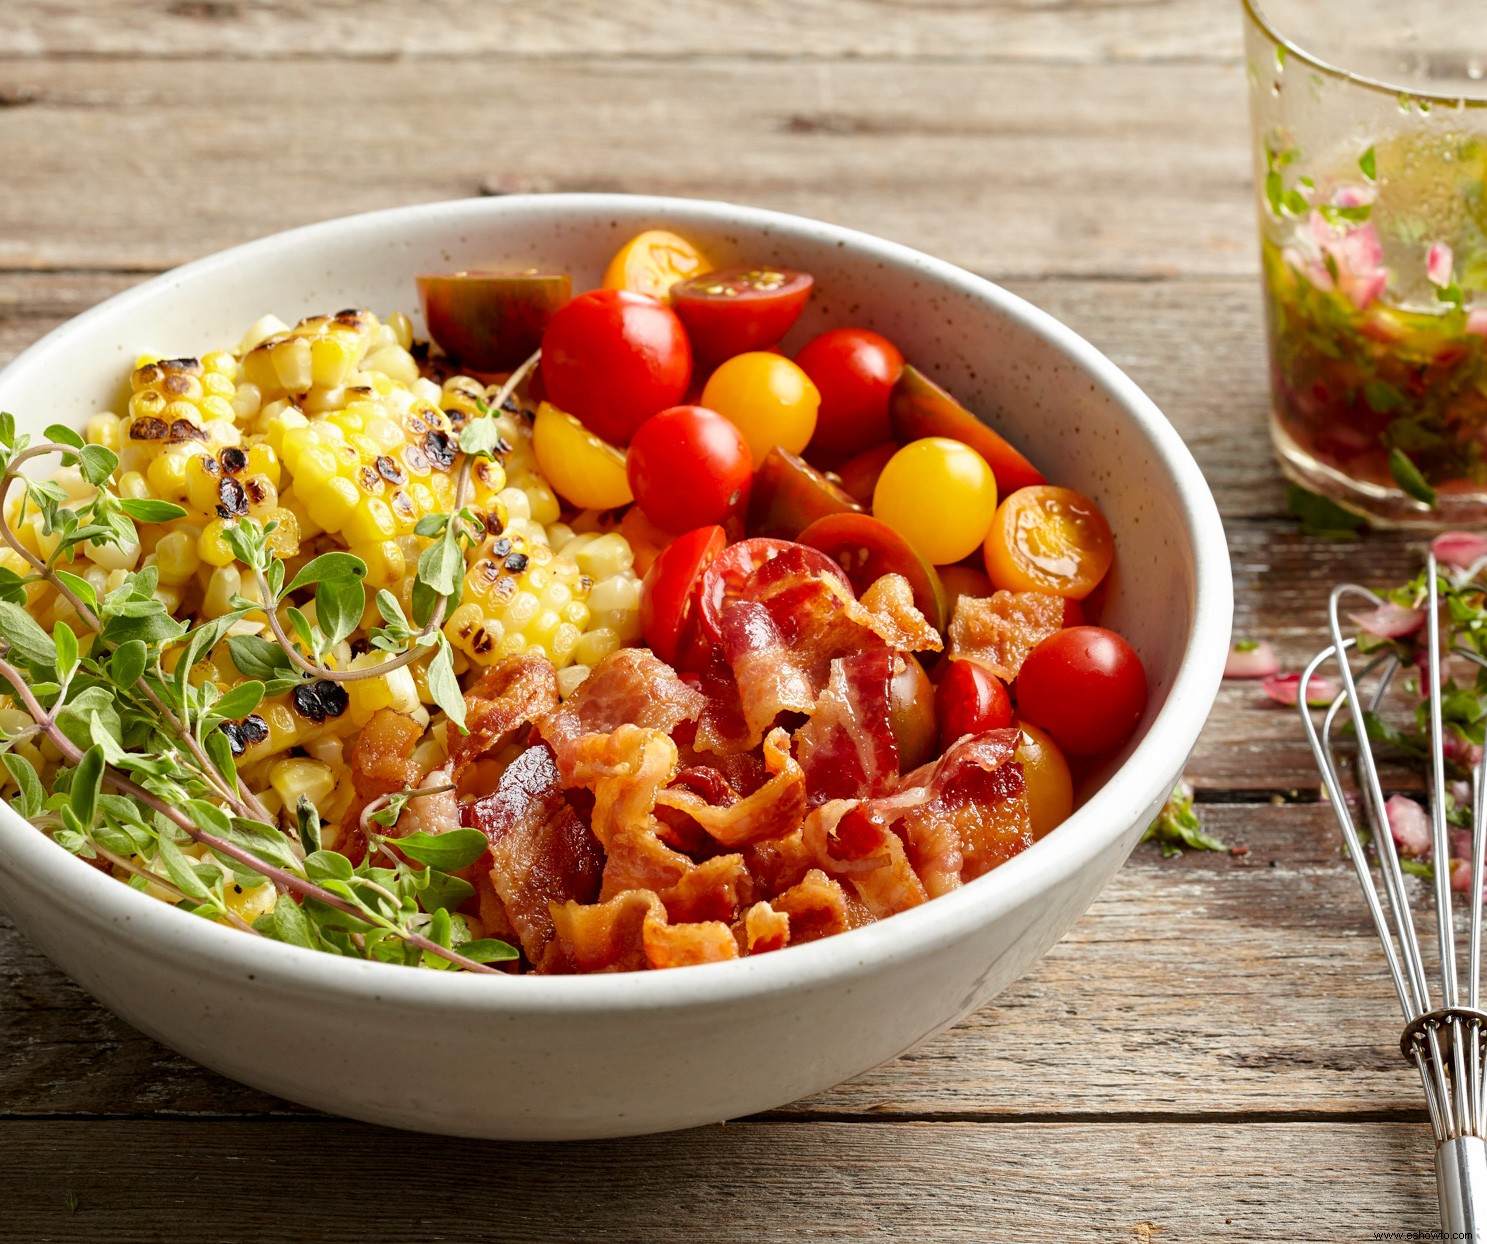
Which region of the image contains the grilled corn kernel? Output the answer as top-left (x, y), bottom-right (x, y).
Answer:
top-left (85, 412), bottom-right (122, 450)
top-left (269, 757), bottom-right (336, 812)
top-left (199, 519), bottom-right (237, 568)
top-left (155, 530), bottom-right (201, 584)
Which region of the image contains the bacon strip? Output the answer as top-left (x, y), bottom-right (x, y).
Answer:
top-left (737, 900), bottom-right (791, 954)
top-left (341, 707), bottom-right (426, 862)
top-left (856, 574), bottom-right (943, 654)
top-left (550, 889), bottom-right (739, 971)
top-left (770, 869), bottom-right (871, 943)
top-left (564, 724), bottom-right (679, 849)
top-left (449, 652), bottom-right (558, 776)
top-left (463, 742), bottom-right (604, 972)
top-left (655, 727), bottom-right (807, 847)
top-left (600, 826), bottom-right (750, 924)
top-left (794, 649), bottom-right (899, 808)
top-left (947, 591), bottom-right (1064, 681)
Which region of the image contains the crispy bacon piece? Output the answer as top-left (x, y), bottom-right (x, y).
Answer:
top-left (551, 889), bottom-right (740, 971)
top-left (794, 649), bottom-right (899, 808)
top-left (770, 869), bottom-right (871, 943)
top-left (743, 827), bottom-right (818, 898)
top-left (738, 901), bottom-right (791, 954)
top-left (539, 648), bottom-right (704, 779)
top-left (656, 727), bottom-right (807, 848)
top-left (463, 743), bottom-right (604, 973)
top-left (340, 708), bottom-right (425, 862)
top-left (690, 651), bottom-right (756, 755)
top-left (600, 826), bottom-right (750, 924)
top-left (857, 574), bottom-right (943, 654)
top-left (908, 761), bottom-right (1033, 886)
top-left (947, 590), bottom-right (1064, 681)
top-left (565, 724), bottom-right (679, 848)
top-left (449, 653), bottom-right (558, 777)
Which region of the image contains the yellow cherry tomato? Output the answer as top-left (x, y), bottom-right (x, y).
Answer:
top-left (1015, 720), bottom-right (1073, 838)
top-left (602, 230), bottom-right (710, 302)
top-left (699, 352), bottom-right (819, 462)
top-left (983, 484), bottom-right (1114, 600)
top-left (871, 437), bottom-right (998, 566)
top-left (532, 401), bottom-right (633, 511)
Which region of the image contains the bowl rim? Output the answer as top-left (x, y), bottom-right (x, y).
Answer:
top-left (0, 192), bottom-right (1232, 1013)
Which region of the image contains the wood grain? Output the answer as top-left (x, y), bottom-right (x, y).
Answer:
top-left (0, 57), bottom-right (1255, 278)
top-left (0, 1118), bottom-right (1438, 1243)
top-left (0, 805), bottom-right (1430, 1121)
top-left (2, 0), bottom-right (1242, 63)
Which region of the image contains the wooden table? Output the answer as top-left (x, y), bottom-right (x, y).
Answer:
top-left (0, 2), bottom-right (1445, 1239)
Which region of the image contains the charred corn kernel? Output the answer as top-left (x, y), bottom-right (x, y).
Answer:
top-left (86, 412), bottom-right (121, 450)
top-left (239, 314), bottom-right (290, 353)
top-left (223, 880), bottom-right (276, 924)
top-left (348, 538), bottom-right (403, 588)
top-left (202, 565), bottom-right (241, 617)
top-left (198, 519), bottom-right (237, 568)
top-left (241, 474), bottom-right (279, 516)
top-left (303, 475), bottom-right (358, 532)
top-left (146, 451), bottom-right (191, 504)
top-left (261, 507), bottom-right (301, 558)
top-left (574, 626), bottom-right (621, 668)
top-left (342, 497), bottom-right (396, 546)
top-left (154, 530), bottom-right (201, 583)
top-left (185, 453), bottom-right (223, 513)
top-left (269, 757), bottom-right (336, 812)
top-left (245, 443), bottom-right (280, 487)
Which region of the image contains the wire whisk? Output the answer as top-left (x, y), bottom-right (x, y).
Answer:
top-left (1303, 553), bottom-right (1487, 1237)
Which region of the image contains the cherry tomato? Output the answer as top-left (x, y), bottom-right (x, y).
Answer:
top-left (620, 505), bottom-right (674, 576)
top-left (539, 289), bottom-right (692, 445)
top-left (416, 271), bottom-right (570, 372)
top-left (627, 405), bottom-right (753, 532)
top-left (935, 659), bottom-right (1013, 750)
top-left (889, 654), bottom-right (937, 772)
top-left (696, 537), bottom-right (850, 645)
top-left (1015, 721), bottom-right (1074, 838)
top-left (1015, 626), bottom-right (1147, 756)
top-left (873, 437), bottom-right (999, 566)
top-left (531, 402), bottom-right (632, 510)
top-left (748, 446), bottom-right (861, 540)
top-left (983, 485), bottom-right (1114, 600)
top-left (890, 364), bottom-right (1044, 495)
top-left (834, 442), bottom-right (897, 507)
top-left (938, 565), bottom-right (994, 619)
top-left (700, 352), bottom-right (819, 462)
top-left (639, 525), bottom-right (727, 667)
top-left (794, 328), bottom-right (904, 458)
top-left (671, 268), bottom-right (814, 361)
top-left (797, 512), bottom-right (949, 633)
top-left (602, 230), bottom-right (710, 302)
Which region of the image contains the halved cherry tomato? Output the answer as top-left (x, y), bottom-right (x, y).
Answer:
top-left (1015, 721), bottom-right (1074, 838)
top-left (748, 446), bottom-right (862, 540)
top-left (1015, 626), bottom-right (1147, 756)
top-left (628, 405), bottom-right (753, 532)
top-left (890, 365), bottom-right (1044, 495)
top-left (872, 437), bottom-right (999, 566)
top-left (671, 268), bottom-right (814, 361)
top-left (935, 659), bottom-right (1013, 750)
top-left (620, 505), bottom-right (674, 577)
top-left (603, 230), bottom-right (710, 302)
top-left (696, 537), bottom-right (851, 646)
top-left (983, 484), bottom-right (1114, 600)
top-left (639, 525), bottom-right (728, 667)
top-left (889, 654), bottom-right (937, 771)
top-left (417, 271), bottom-right (570, 372)
top-left (700, 352), bottom-right (819, 461)
top-left (540, 289), bottom-right (692, 445)
top-left (833, 441), bottom-right (897, 507)
top-left (797, 512), bottom-right (949, 633)
top-left (531, 401), bottom-right (633, 510)
top-left (795, 328), bottom-right (904, 458)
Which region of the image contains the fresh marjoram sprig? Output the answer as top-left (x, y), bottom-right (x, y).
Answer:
top-left (0, 356), bottom-right (542, 972)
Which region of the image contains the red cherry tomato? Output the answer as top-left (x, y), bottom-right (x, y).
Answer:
top-left (833, 441), bottom-right (898, 506)
top-left (696, 537), bottom-right (851, 646)
top-left (935, 659), bottom-right (1014, 750)
top-left (670, 268), bottom-right (814, 361)
top-left (539, 289), bottom-right (692, 445)
top-left (1015, 626), bottom-right (1147, 756)
top-left (639, 526), bottom-right (727, 667)
top-left (797, 512), bottom-right (949, 634)
top-left (627, 406), bottom-right (753, 532)
top-left (794, 328), bottom-right (904, 458)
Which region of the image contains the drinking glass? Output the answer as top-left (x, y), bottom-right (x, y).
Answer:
top-left (1244, 0), bottom-right (1487, 526)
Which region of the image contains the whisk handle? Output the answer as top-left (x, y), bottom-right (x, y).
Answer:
top-left (1437, 1137), bottom-right (1487, 1239)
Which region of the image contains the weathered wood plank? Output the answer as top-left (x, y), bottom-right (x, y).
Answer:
top-left (0, 57), bottom-right (1254, 278)
top-left (0, 804), bottom-right (1431, 1121)
top-left (0, 1117), bottom-right (1439, 1242)
top-left (2, 0), bottom-right (1240, 63)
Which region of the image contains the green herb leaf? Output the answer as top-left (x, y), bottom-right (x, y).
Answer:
top-left (296, 795), bottom-right (322, 855)
top-left (286, 552), bottom-right (367, 596)
top-left (184, 798), bottom-right (233, 839)
top-left (426, 638), bottom-right (466, 731)
top-left (304, 849), bottom-right (353, 883)
top-left (314, 576), bottom-right (365, 649)
top-left (256, 893), bottom-right (321, 950)
top-left (454, 938), bottom-right (520, 964)
top-left (210, 680), bottom-right (265, 721)
top-left (395, 827), bottom-right (489, 872)
top-left (1286, 484), bottom-right (1365, 539)
top-left (210, 816), bottom-right (300, 873)
top-left (156, 832), bottom-right (212, 900)
top-left (0, 600), bottom-right (58, 669)
top-left (117, 497), bottom-right (189, 523)
top-left (1389, 448), bottom-right (1439, 507)
top-left (227, 634), bottom-right (297, 681)
top-left (414, 514), bottom-right (447, 539)
top-left (3, 753), bottom-right (44, 819)
top-left (43, 423), bottom-right (85, 450)
top-left (53, 621), bottom-right (79, 683)
top-left (53, 570), bottom-right (97, 612)
top-left (458, 419), bottom-right (499, 459)
top-left (1359, 144), bottom-right (1376, 181)
top-left (417, 528), bottom-right (464, 596)
top-left (1142, 784), bottom-right (1225, 858)
top-left (69, 745), bottom-right (105, 830)
top-left (416, 869), bottom-right (476, 913)
top-left (78, 444), bottom-right (119, 486)
top-left (110, 638), bottom-right (148, 689)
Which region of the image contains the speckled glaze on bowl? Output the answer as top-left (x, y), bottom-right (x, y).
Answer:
top-left (0, 196), bottom-right (1231, 1140)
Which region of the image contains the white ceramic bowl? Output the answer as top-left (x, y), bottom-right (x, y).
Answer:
top-left (0, 195), bottom-right (1230, 1139)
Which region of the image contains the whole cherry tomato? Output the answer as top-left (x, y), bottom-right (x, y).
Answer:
top-left (1015, 721), bottom-right (1074, 838)
top-left (935, 659), bottom-right (1014, 750)
top-left (794, 328), bottom-right (904, 458)
top-left (639, 525), bottom-right (728, 667)
top-left (539, 289), bottom-right (692, 445)
top-left (873, 437), bottom-right (999, 566)
top-left (603, 230), bottom-right (710, 302)
top-left (1015, 626), bottom-right (1147, 756)
top-left (700, 352), bottom-right (819, 462)
top-left (628, 406), bottom-right (753, 532)
top-left (984, 485), bottom-right (1114, 600)
top-left (670, 268), bottom-right (814, 361)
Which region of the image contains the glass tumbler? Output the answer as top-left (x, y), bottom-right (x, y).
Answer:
top-left (1244, 1), bottom-right (1487, 527)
